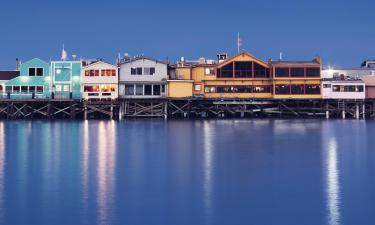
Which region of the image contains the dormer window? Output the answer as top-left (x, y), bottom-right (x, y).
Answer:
top-left (29, 67), bottom-right (44, 76)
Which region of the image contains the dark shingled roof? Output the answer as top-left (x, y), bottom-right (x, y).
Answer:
top-left (0, 71), bottom-right (20, 80)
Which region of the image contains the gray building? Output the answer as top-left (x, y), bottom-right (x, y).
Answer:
top-left (119, 56), bottom-right (168, 98)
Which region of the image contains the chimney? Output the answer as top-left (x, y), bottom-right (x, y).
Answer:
top-left (313, 55), bottom-right (321, 64)
top-left (16, 58), bottom-right (20, 71)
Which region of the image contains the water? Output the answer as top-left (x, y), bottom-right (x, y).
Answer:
top-left (0, 119), bottom-right (374, 225)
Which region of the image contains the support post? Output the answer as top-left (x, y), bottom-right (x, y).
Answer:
top-left (325, 101), bottom-right (329, 119)
top-left (356, 103), bottom-right (360, 119)
top-left (363, 102), bottom-right (366, 120)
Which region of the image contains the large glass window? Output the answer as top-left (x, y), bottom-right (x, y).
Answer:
top-left (305, 85), bottom-right (320, 94)
top-left (234, 62), bottom-right (252, 78)
top-left (306, 67), bottom-right (320, 77)
top-left (125, 85), bottom-right (135, 95)
top-left (29, 86), bottom-right (36, 93)
top-left (135, 85), bottom-right (143, 95)
top-left (21, 86), bottom-right (28, 93)
top-left (275, 68), bottom-right (289, 77)
top-left (290, 68), bottom-right (305, 77)
top-left (357, 85), bottom-right (364, 92)
top-left (217, 62), bottom-right (233, 78)
top-left (144, 85), bottom-right (152, 95)
top-left (36, 86), bottom-right (43, 93)
top-left (253, 62), bottom-right (268, 78)
top-left (13, 86), bottom-right (20, 93)
top-left (253, 86), bottom-right (271, 93)
top-left (205, 68), bottom-right (215, 75)
top-left (291, 84), bottom-right (305, 94)
top-left (153, 85), bottom-right (161, 95)
top-left (275, 85), bottom-right (290, 94)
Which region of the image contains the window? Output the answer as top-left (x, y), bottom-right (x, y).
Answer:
top-left (84, 85), bottom-right (99, 92)
top-left (217, 62), bottom-right (233, 78)
top-left (100, 69), bottom-right (116, 76)
top-left (205, 86), bottom-right (216, 93)
top-left (5, 86), bottom-right (12, 92)
top-left (153, 85), bottom-right (161, 96)
top-left (291, 84), bottom-right (305, 94)
top-left (36, 86), bottom-right (43, 93)
top-left (13, 86), bottom-right (20, 93)
top-left (21, 86), bottom-right (28, 93)
top-left (29, 86), bottom-right (36, 93)
top-left (194, 84), bottom-right (202, 91)
top-left (323, 84), bottom-right (331, 88)
top-left (0, 85), bottom-right (2, 92)
top-left (144, 67), bottom-right (155, 75)
top-left (344, 85), bottom-right (356, 92)
top-left (205, 68), bottom-right (215, 75)
top-left (144, 85), bottom-right (152, 95)
top-left (253, 62), bottom-right (268, 78)
top-left (290, 68), bottom-right (305, 77)
top-left (234, 62), bottom-right (252, 78)
top-left (305, 85), bottom-right (320, 94)
top-left (275, 68), bottom-right (289, 77)
top-left (253, 86), bottom-right (271, 93)
top-left (100, 84), bottom-right (115, 92)
top-left (161, 85), bottom-right (165, 94)
top-left (29, 68), bottom-right (36, 76)
top-left (125, 85), bottom-right (135, 95)
top-left (135, 85), bottom-right (143, 95)
top-left (131, 67), bottom-right (142, 75)
top-left (85, 70), bottom-right (90, 76)
top-left (36, 68), bottom-right (43, 76)
top-left (275, 85), bottom-right (290, 94)
top-left (357, 85), bottom-right (364, 92)
top-left (306, 67), bottom-right (320, 77)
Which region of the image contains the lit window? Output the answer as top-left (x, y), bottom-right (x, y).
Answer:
top-left (194, 84), bottom-right (201, 91)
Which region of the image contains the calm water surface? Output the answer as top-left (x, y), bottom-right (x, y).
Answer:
top-left (0, 119), bottom-right (374, 225)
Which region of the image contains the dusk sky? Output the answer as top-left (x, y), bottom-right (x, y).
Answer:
top-left (0, 0), bottom-right (374, 69)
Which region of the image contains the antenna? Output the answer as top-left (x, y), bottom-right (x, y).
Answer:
top-left (237, 32), bottom-right (242, 53)
top-left (61, 44), bottom-right (68, 61)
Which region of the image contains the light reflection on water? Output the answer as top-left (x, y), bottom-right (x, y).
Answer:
top-left (97, 121), bottom-right (116, 225)
top-left (202, 121), bottom-right (214, 224)
top-left (0, 122), bottom-right (4, 222)
top-left (327, 138), bottom-right (340, 225)
top-left (1, 120), bottom-right (375, 225)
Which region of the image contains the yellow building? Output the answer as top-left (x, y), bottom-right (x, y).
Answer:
top-left (271, 57), bottom-right (322, 99)
top-left (167, 52), bottom-right (322, 100)
top-left (192, 52), bottom-right (273, 99)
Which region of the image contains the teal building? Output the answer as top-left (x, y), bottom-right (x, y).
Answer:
top-left (51, 61), bottom-right (81, 99)
top-left (5, 58), bottom-right (51, 99)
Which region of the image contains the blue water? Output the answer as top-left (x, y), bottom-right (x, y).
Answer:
top-left (0, 120), bottom-right (374, 225)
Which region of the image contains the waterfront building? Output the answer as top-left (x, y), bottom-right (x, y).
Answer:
top-left (50, 60), bottom-right (82, 99)
top-left (0, 71), bottom-right (19, 97)
top-left (195, 52), bottom-right (273, 99)
top-left (322, 79), bottom-right (365, 99)
top-left (119, 55), bottom-right (167, 98)
top-left (271, 57), bottom-right (322, 99)
top-left (4, 58), bottom-right (51, 99)
top-left (81, 60), bottom-right (118, 100)
top-left (361, 75), bottom-right (375, 98)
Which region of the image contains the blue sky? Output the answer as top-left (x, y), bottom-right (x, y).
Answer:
top-left (0, 0), bottom-right (374, 69)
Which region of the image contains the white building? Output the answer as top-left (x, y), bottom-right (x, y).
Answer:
top-left (322, 80), bottom-right (365, 100)
top-left (119, 56), bottom-right (168, 98)
top-left (81, 60), bottom-right (118, 100)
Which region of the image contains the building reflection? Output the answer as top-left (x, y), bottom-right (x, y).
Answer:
top-left (81, 120), bottom-right (90, 223)
top-left (0, 122), bottom-right (4, 222)
top-left (97, 121), bottom-right (116, 225)
top-left (202, 121), bottom-right (214, 223)
top-left (325, 134), bottom-right (341, 225)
